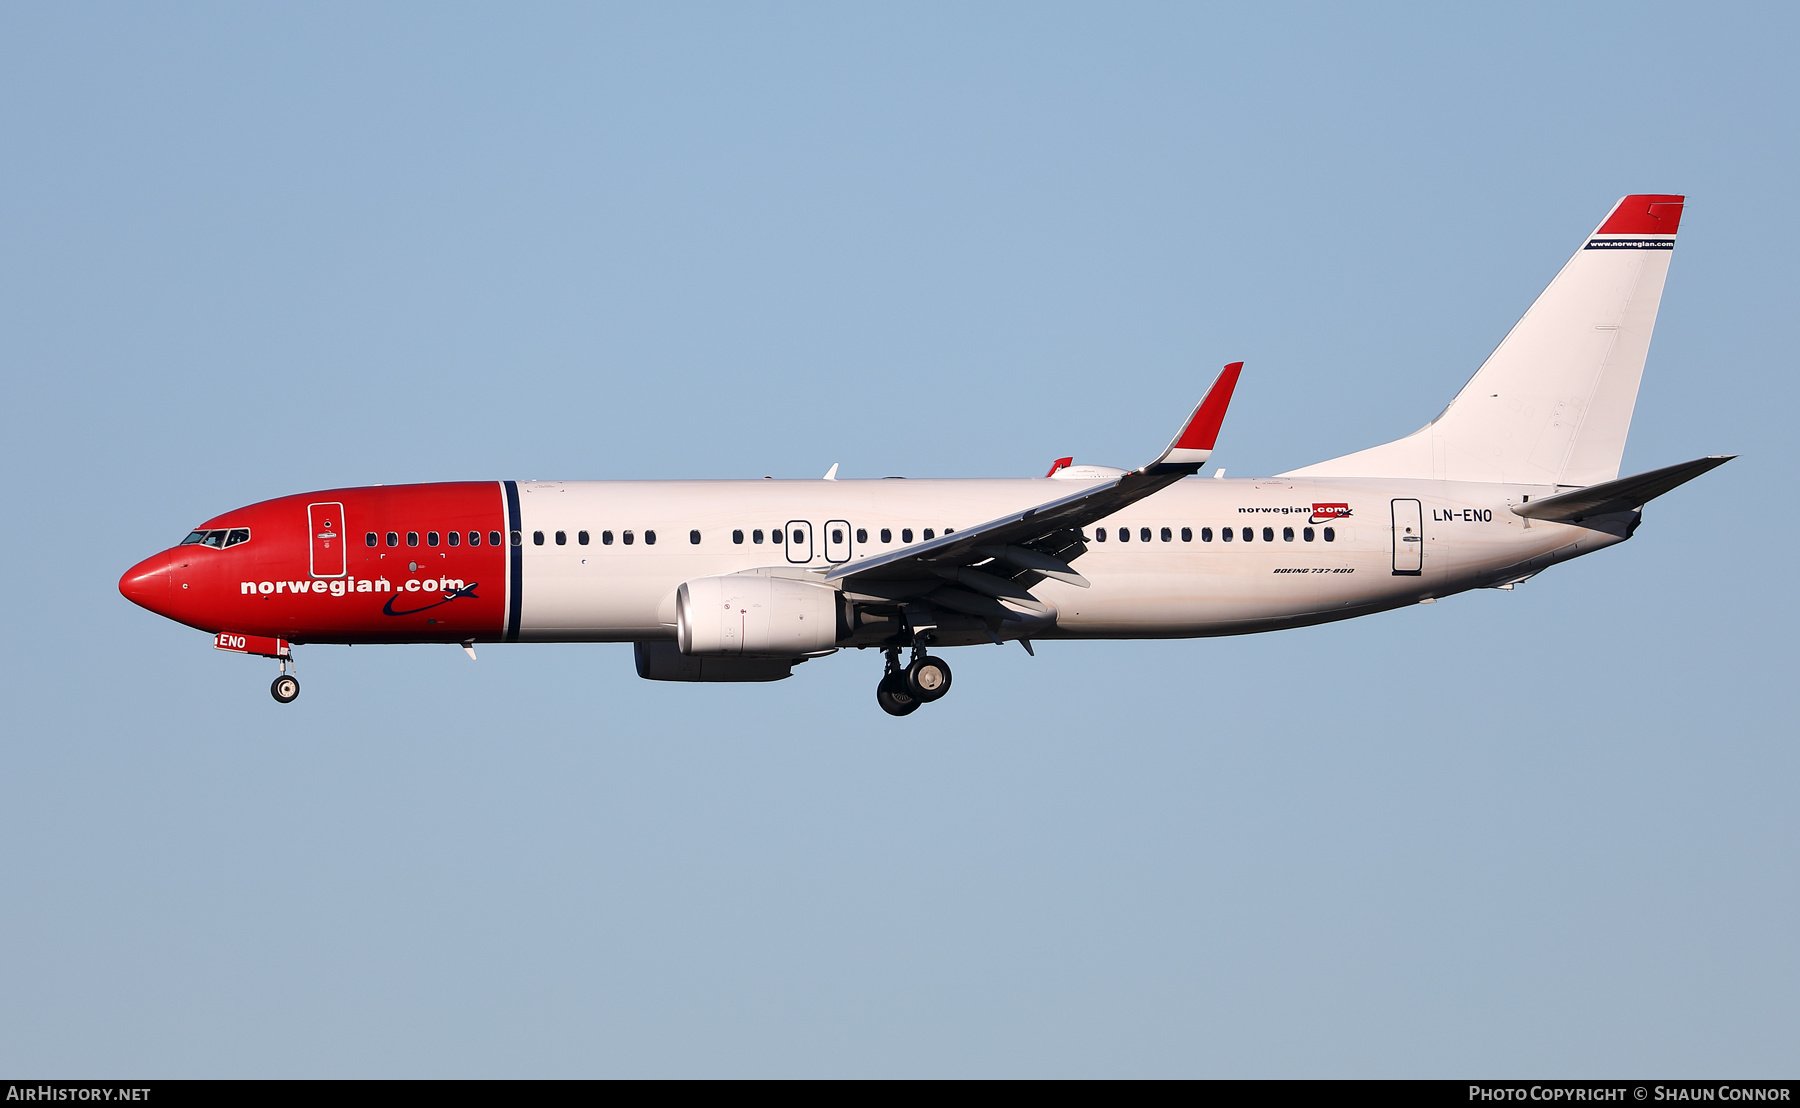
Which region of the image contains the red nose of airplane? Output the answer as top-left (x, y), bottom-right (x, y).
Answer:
top-left (119, 552), bottom-right (176, 616)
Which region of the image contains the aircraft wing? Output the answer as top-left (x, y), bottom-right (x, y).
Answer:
top-left (1511, 455), bottom-right (1734, 524)
top-left (826, 363), bottom-right (1242, 594)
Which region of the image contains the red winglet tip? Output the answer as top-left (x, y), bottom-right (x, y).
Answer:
top-left (1045, 457), bottom-right (1074, 477)
top-left (1173, 362), bottom-right (1243, 452)
top-left (1597, 194), bottom-right (1684, 236)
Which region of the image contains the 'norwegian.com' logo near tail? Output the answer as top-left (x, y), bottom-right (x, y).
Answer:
top-left (1284, 195), bottom-right (1683, 488)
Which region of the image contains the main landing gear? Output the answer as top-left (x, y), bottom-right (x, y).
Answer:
top-left (271, 655), bottom-right (299, 704)
top-left (875, 644), bottom-right (953, 717)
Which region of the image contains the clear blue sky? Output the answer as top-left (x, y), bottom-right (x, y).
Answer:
top-left (2, 2), bottom-right (1794, 1077)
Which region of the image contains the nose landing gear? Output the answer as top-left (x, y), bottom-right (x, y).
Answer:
top-left (270, 653), bottom-right (299, 704)
top-left (213, 633), bottom-right (299, 704)
top-left (271, 674), bottom-right (300, 703)
top-left (875, 644), bottom-right (952, 717)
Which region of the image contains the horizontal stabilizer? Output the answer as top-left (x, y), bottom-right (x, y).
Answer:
top-left (1512, 455), bottom-right (1733, 523)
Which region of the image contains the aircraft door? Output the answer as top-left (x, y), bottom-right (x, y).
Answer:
top-left (785, 520), bottom-right (813, 564)
top-left (824, 519), bottom-right (851, 563)
top-left (309, 502), bottom-right (347, 578)
top-left (1391, 498), bottom-right (1423, 576)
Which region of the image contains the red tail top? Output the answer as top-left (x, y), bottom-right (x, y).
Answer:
top-left (1597, 195), bottom-right (1684, 236)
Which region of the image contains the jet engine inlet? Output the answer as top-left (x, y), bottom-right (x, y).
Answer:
top-left (677, 575), bottom-right (843, 656)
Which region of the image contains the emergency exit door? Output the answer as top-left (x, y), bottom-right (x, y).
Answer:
top-left (1391, 499), bottom-right (1423, 576)
top-left (309, 502), bottom-right (347, 578)
top-left (785, 520), bottom-right (813, 564)
top-left (824, 519), bottom-right (852, 563)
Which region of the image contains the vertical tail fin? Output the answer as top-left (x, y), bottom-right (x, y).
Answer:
top-left (1284, 195), bottom-right (1684, 486)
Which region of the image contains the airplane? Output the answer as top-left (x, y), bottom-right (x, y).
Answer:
top-left (120, 194), bottom-right (1729, 716)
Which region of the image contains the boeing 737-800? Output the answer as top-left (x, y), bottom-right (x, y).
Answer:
top-left (120, 194), bottom-right (1728, 715)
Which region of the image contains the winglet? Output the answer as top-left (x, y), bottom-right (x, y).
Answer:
top-left (1143, 362), bottom-right (1243, 474)
top-left (1045, 457), bottom-right (1074, 478)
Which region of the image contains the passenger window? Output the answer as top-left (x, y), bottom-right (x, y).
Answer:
top-left (407, 532), bottom-right (420, 547)
top-left (733, 529), bottom-right (745, 544)
top-left (856, 528), bottom-right (867, 543)
top-left (428, 531), bottom-right (440, 547)
top-left (489, 531), bottom-right (502, 547)
top-left (623, 530), bottom-right (634, 545)
top-left (772, 527), bottom-right (784, 543)
top-left (831, 529), bottom-right (843, 544)
top-left (689, 530), bottom-right (701, 545)
top-left (1323, 527), bottom-right (1336, 542)
top-left (387, 532), bottom-right (399, 547)
top-left (646, 530), bottom-right (657, 545)
top-left (1283, 527), bottom-right (1294, 542)
top-left (1221, 527), bottom-right (1232, 542)
top-left (555, 531), bottom-right (566, 545)
top-left (923, 529), bottom-right (935, 541)
top-left (510, 530), bottom-right (522, 546)
top-left (1095, 528), bottom-right (1106, 542)
top-left (1142, 527), bottom-right (1153, 542)
top-left (1181, 527), bottom-right (1192, 542)
top-left (578, 531), bottom-right (589, 545)
top-left (1261, 527), bottom-right (1273, 542)
top-left (752, 529), bottom-right (763, 544)
top-left (1118, 527), bottom-right (1129, 542)
top-left (1162, 527), bottom-right (1172, 542)
top-left (1242, 528), bottom-right (1253, 542)
top-left (366, 532), bottom-right (378, 547)
top-left (787, 529), bottom-right (801, 544)
top-left (1201, 527), bottom-right (1212, 542)
top-left (602, 531), bottom-right (614, 545)
top-left (900, 529), bottom-right (912, 543)
top-left (533, 531), bottom-right (544, 546)
top-left (880, 529), bottom-right (891, 543)
top-left (448, 530), bottom-right (460, 547)
top-left (468, 531), bottom-right (481, 546)
top-left (1303, 527), bottom-right (1314, 542)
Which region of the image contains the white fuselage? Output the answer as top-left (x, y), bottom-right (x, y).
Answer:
top-left (510, 476), bottom-right (1626, 642)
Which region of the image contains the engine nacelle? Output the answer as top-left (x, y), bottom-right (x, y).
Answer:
top-left (634, 641), bottom-right (794, 682)
top-left (677, 574), bottom-right (844, 656)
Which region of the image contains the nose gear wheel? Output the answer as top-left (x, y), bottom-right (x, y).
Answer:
top-left (271, 675), bottom-right (300, 703)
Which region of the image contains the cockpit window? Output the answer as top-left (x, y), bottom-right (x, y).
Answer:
top-left (182, 528), bottom-right (251, 549)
